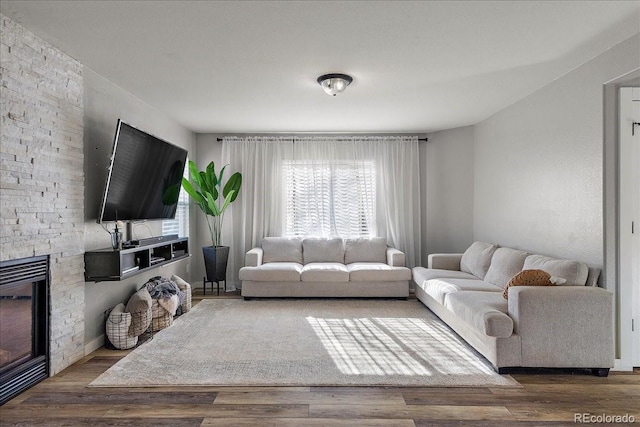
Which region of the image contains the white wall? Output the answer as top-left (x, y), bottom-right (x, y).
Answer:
top-left (473, 34), bottom-right (640, 267)
top-left (421, 127), bottom-right (475, 264)
top-left (83, 68), bottom-right (196, 348)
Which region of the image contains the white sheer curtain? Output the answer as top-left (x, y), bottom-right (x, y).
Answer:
top-left (222, 137), bottom-right (293, 289)
top-left (223, 136), bottom-right (421, 289)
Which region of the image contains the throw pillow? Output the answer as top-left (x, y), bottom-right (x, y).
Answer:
top-left (106, 303), bottom-right (138, 349)
top-left (125, 286), bottom-right (152, 313)
top-left (171, 274), bottom-right (192, 314)
top-left (460, 241), bottom-right (499, 279)
top-left (125, 287), bottom-right (152, 337)
top-left (503, 269), bottom-right (567, 299)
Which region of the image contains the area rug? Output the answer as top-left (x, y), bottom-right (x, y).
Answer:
top-left (90, 299), bottom-right (520, 388)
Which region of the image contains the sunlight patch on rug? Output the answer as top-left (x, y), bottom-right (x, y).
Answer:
top-left (307, 316), bottom-right (494, 377)
top-left (90, 299), bottom-right (520, 388)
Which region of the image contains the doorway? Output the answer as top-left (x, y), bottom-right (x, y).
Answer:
top-left (618, 87), bottom-right (640, 368)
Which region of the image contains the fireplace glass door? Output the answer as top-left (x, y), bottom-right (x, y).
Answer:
top-left (0, 255), bottom-right (49, 405)
top-left (0, 282), bottom-right (34, 374)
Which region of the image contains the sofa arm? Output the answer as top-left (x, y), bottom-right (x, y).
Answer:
top-left (386, 248), bottom-right (406, 267)
top-left (508, 286), bottom-right (614, 368)
top-left (427, 253), bottom-right (463, 270)
top-left (245, 247), bottom-right (263, 267)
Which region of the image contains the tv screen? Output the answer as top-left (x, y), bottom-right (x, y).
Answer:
top-left (98, 120), bottom-right (188, 223)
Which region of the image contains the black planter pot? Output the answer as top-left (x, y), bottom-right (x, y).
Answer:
top-left (202, 246), bottom-right (229, 294)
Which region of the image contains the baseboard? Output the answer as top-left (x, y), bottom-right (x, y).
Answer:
top-left (613, 358), bottom-right (634, 372)
top-left (84, 334), bottom-right (104, 356)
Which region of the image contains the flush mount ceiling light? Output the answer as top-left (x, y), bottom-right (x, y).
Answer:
top-left (317, 73), bottom-right (353, 96)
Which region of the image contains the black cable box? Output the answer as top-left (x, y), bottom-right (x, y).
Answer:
top-left (130, 235), bottom-right (179, 247)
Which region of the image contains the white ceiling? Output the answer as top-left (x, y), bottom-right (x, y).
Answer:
top-left (2, 1), bottom-right (639, 133)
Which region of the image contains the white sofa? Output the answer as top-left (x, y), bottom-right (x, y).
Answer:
top-left (239, 237), bottom-right (411, 298)
top-left (412, 241), bottom-right (614, 376)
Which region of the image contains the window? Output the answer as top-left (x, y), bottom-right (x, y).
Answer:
top-left (284, 160), bottom-right (376, 238)
top-left (162, 160), bottom-right (189, 238)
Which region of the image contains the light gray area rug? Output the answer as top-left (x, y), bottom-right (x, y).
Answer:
top-left (90, 299), bottom-right (520, 388)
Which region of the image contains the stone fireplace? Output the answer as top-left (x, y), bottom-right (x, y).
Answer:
top-left (1, 14), bottom-right (85, 385)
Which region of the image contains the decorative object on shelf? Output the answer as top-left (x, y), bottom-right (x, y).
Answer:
top-left (110, 221), bottom-right (125, 250)
top-left (182, 160), bottom-right (242, 290)
top-left (317, 73), bottom-right (353, 96)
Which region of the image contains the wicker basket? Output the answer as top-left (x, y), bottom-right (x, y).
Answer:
top-left (105, 304), bottom-right (138, 350)
top-left (129, 308), bottom-right (152, 337)
top-left (146, 299), bottom-right (174, 333)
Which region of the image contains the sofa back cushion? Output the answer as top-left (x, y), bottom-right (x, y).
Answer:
top-left (344, 237), bottom-right (387, 264)
top-left (262, 237), bottom-right (303, 264)
top-left (460, 241), bottom-right (499, 279)
top-left (484, 247), bottom-right (529, 288)
top-left (522, 254), bottom-right (589, 286)
top-left (303, 238), bottom-right (345, 264)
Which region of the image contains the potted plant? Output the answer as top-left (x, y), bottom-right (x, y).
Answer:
top-left (182, 160), bottom-right (242, 290)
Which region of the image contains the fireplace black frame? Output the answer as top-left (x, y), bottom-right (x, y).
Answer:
top-left (0, 255), bottom-right (50, 405)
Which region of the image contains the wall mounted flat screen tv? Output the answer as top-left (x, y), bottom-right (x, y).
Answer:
top-left (98, 120), bottom-right (188, 223)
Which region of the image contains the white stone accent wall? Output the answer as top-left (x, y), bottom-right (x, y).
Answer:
top-left (1, 15), bottom-right (85, 375)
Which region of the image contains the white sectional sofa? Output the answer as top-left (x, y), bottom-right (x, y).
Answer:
top-left (412, 241), bottom-right (614, 376)
top-left (239, 237), bottom-right (411, 298)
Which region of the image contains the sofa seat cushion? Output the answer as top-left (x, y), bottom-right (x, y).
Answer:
top-left (262, 237), bottom-right (303, 264)
top-left (347, 263), bottom-right (411, 282)
top-left (444, 291), bottom-right (513, 338)
top-left (420, 277), bottom-right (503, 305)
top-left (303, 238), bottom-right (345, 264)
top-left (523, 254), bottom-right (589, 286)
top-left (412, 266), bottom-right (477, 285)
top-left (301, 263), bottom-right (349, 282)
top-left (239, 262), bottom-right (303, 282)
top-left (484, 247), bottom-right (529, 288)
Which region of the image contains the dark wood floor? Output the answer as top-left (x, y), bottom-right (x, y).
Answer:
top-left (1, 289), bottom-right (638, 426)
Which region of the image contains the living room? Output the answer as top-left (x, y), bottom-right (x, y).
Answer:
top-left (0, 1), bottom-right (638, 425)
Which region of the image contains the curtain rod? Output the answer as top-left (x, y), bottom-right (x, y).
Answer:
top-left (216, 137), bottom-right (428, 142)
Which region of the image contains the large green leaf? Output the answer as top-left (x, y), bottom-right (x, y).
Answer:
top-left (223, 172), bottom-right (242, 203)
top-left (198, 171), bottom-right (209, 193)
top-left (188, 161), bottom-right (203, 190)
top-left (181, 177), bottom-right (203, 204)
top-left (205, 162), bottom-right (217, 197)
top-left (218, 164), bottom-right (227, 188)
top-left (220, 189), bottom-right (236, 213)
top-left (204, 191), bottom-right (221, 216)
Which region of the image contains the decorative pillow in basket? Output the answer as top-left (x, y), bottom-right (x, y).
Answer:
top-left (124, 287), bottom-right (152, 337)
top-left (171, 274), bottom-right (192, 315)
top-left (503, 269), bottom-right (567, 299)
